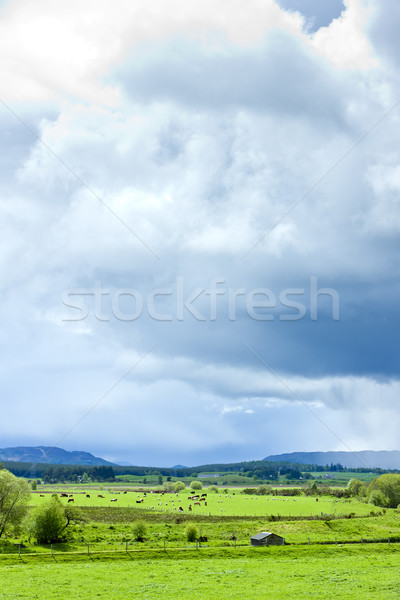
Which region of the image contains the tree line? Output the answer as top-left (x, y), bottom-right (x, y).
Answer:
top-left (2, 463), bottom-right (115, 483)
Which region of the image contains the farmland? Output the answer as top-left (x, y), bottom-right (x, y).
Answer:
top-left (29, 486), bottom-right (375, 517)
top-left (1, 544), bottom-right (400, 599)
top-left (1, 479), bottom-right (400, 598)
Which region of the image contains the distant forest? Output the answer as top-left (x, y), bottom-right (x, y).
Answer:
top-left (1, 459), bottom-right (393, 483)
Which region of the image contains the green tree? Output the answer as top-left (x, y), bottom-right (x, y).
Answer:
top-left (133, 521), bottom-right (146, 542)
top-left (27, 496), bottom-right (68, 543)
top-left (174, 481), bottom-right (185, 492)
top-left (31, 480), bottom-right (37, 491)
top-left (190, 480), bottom-right (202, 491)
top-left (347, 478), bottom-right (365, 497)
top-left (368, 474), bottom-right (400, 508)
top-left (158, 474), bottom-right (163, 485)
top-left (83, 472), bottom-right (89, 483)
top-left (0, 469), bottom-right (30, 539)
top-left (208, 485), bottom-right (218, 493)
top-left (185, 523), bottom-right (199, 542)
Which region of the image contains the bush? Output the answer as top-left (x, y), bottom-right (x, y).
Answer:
top-left (347, 478), bottom-right (365, 497)
top-left (368, 474), bottom-right (400, 508)
top-left (208, 485), bottom-right (218, 493)
top-left (163, 481), bottom-right (175, 492)
top-left (28, 497), bottom-right (67, 543)
top-left (133, 521), bottom-right (147, 541)
top-left (190, 480), bottom-right (203, 491)
top-left (185, 523), bottom-right (199, 542)
top-left (369, 490), bottom-right (388, 508)
top-left (174, 481), bottom-right (185, 492)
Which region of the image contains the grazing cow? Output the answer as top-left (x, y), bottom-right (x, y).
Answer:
top-left (68, 498), bottom-right (74, 503)
top-left (60, 493), bottom-right (68, 497)
top-left (204, 502), bottom-right (207, 506)
top-left (201, 493), bottom-right (207, 497)
top-left (98, 494), bottom-right (104, 498)
top-left (124, 491), bottom-right (127, 494)
top-left (194, 502), bottom-right (200, 506)
top-left (316, 498), bottom-right (319, 503)
top-left (110, 498), bottom-right (117, 502)
top-left (86, 494), bottom-right (90, 498)
top-left (188, 505), bottom-right (192, 511)
top-left (136, 499), bottom-right (144, 504)
top-left (40, 494), bottom-right (44, 497)
top-left (69, 494), bottom-right (73, 497)
top-left (178, 506), bottom-right (184, 512)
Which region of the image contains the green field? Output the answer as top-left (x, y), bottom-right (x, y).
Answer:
top-left (2, 481), bottom-right (399, 598)
top-left (29, 487), bottom-right (375, 518)
top-left (310, 472), bottom-right (377, 485)
top-left (1, 545), bottom-right (400, 599)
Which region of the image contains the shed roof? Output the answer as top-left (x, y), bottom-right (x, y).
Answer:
top-left (251, 531), bottom-right (281, 541)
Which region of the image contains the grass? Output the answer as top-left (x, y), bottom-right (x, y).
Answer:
top-left (1, 483), bottom-right (399, 598)
top-left (29, 487), bottom-right (375, 518)
top-left (0, 545), bottom-right (400, 599)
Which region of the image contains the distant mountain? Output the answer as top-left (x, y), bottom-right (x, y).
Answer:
top-left (264, 451), bottom-right (400, 470)
top-left (171, 464), bottom-right (188, 469)
top-left (0, 446), bottom-right (116, 466)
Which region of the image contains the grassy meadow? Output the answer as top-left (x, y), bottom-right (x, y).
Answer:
top-left (1, 545), bottom-right (400, 599)
top-left (29, 486), bottom-right (375, 518)
top-left (1, 481), bottom-right (400, 598)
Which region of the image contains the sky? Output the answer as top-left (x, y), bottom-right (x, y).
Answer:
top-left (0, 0), bottom-right (399, 467)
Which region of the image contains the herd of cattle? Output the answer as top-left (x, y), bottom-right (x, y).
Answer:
top-left (36, 489), bottom-right (322, 512)
top-left (38, 489), bottom-right (210, 511)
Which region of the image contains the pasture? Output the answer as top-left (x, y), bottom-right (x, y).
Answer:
top-left (29, 487), bottom-right (375, 518)
top-left (1, 545), bottom-right (400, 599)
top-left (1, 482), bottom-right (400, 599)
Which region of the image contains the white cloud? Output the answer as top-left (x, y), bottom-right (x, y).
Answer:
top-left (0, 0), bottom-right (399, 464)
top-left (311, 0), bottom-right (378, 69)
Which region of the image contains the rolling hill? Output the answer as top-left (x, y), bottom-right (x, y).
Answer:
top-left (0, 446), bottom-right (115, 466)
top-left (264, 450), bottom-right (400, 470)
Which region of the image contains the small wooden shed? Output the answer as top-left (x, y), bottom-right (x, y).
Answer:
top-left (251, 532), bottom-right (285, 546)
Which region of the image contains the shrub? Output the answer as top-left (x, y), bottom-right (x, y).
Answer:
top-left (368, 474), bottom-right (400, 508)
top-left (27, 497), bottom-right (67, 543)
top-left (190, 480), bottom-right (203, 491)
top-left (208, 485), bottom-right (218, 493)
top-left (174, 481), bottom-right (185, 492)
top-left (133, 521), bottom-right (147, 542)
top-left (185, 523), bottom-right (199, 542)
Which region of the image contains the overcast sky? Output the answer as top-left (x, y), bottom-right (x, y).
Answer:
top-left (0, 0), bottom-right (399, 467)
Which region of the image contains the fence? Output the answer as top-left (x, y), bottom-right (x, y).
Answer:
top-left (1, 535), bottom-right (400, 561)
